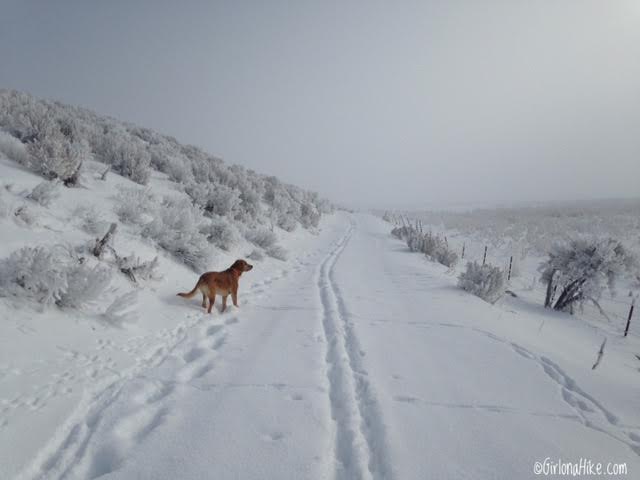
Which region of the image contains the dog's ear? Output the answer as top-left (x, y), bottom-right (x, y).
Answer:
top-left (230, 259), bottom-right (243, 270)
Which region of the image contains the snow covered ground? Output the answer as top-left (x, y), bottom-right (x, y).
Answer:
top-left (2, 164), bottom-right (639, 478)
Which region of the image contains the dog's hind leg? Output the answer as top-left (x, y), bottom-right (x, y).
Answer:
top-left (221, 295), bottom-right (228, 313)
top-left (207, 293), bottom-right (216, 314)
top-left (201, 292), bottom-right (207, 309)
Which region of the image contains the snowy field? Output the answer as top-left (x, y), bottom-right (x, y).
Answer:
top-left (1, 153), bottom-right (639, 479)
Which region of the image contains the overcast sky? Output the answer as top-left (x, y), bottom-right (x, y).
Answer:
top-left (1, 0), bottom-right (639, 208)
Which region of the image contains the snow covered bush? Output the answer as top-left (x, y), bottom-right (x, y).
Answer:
top-left (276, 214), bottom-right (298, 233)
top-left (74, 205), bottom-right (108, 235)
top-left (97, 132), bottom-right (151, 185)
top-left (141, 196), bottom-right (211, 270)
top-left (115, 187), bottom-right (156, 225)
top-left (0, 245), bottom-right (111, 308)
top-left (299, 203), bottom-right (321, 229)
top-left (57, 263), bottom-right (112, 308)
top-left (391, 225), bottom-right (415, 241)
top-left (265, 244), bottom-right (288, 261)
top-left (0, 246), bottom-right (66, 304)
top-left (539, 238), bottom-right (639, 313)
top-left (25, 119), bottom-right (86, 186)
top-left (458, 261), bottom-right (506, 304)
top-left (433, 245), bottom-right (459, 268)
top-left (247, 249), bottom-right (265, 261)
top-left (0, 130), bottom-right (30, 164)
top-left (200, 215), bottom-right (240, 251)
top-left (394, 227), bottom-right (458, 268)
top-left (246, 228), bottom-right (287, 259)
top-left (27, 180), bottom-right (60, 206)
top-left (246, 228), bottom-right (277, 249)
top-left (185, 182), bottom-right (241, 217)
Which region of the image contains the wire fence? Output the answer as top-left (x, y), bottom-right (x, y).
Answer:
top-left (385, 215), bottom-right (638, 338)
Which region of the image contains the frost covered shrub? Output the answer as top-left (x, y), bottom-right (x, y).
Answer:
top-left (58, 263), bottom-right (112, 308)
top-left (0, 245), bottom-right (111, 308)
top-left (115, 187), bottom-right (156, 225)
top-left (98, 133), bottom-right (151, 185)
top-left (25, 121), bottom-right (86, 186)
top-left (0, 130), bottom-right (30, 164)
top-left (74, 205), bottom-right (108, 235)
top-left (0, 246), bottom-right (65, 304)
top-left (277, 214), bottom-right (298, 232)
top-left (539, 238), bottom-right (638, 312)
top-left (265, 244), bottom-right (288, 261)
top-left (246, 228), bottom-right (277, 249)
top-left (458, 261), bottom-right (505, 303)
top-left (246, 228), bottom-right (286, 260)
top-left (434, 245), bottom-right (459, 268)
top-left (397, 227), bottom-right (458, 268)
top-left (247, 249), bottom-right (265, 261)
top-left (200, 215), bottom-right (240, 251)
top-left (391, 225), bottom-right (415, 241)
top-left (141, 196), bottom-right (210, 270)
top-left (186, 182), bottom-right (241, 217)
top-left (27, 180), bottom-right (60, 206)
top-left (299, 203), bottom-right (321, 229)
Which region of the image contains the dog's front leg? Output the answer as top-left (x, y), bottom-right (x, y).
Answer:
top-left (232, 289), bottom-right (238, 307)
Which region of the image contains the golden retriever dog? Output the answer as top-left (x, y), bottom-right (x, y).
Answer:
top-left (177, 259), bottom-right (253, 313)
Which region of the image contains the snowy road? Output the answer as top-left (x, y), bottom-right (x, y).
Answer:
top-left (22, 214), bottom-right (640, 479)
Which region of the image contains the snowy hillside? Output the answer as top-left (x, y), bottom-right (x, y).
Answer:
top-left (0, 90), bottom-right (333, 478)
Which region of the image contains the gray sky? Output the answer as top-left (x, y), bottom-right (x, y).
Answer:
top-left (1, 0), bottom-right (639, 208)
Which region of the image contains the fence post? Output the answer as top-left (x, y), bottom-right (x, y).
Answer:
top-left (507, 256), bottom-right (513, 281)
top-left (461, 243), bottom-right (465, 260)
top-left (624, 300), bottom-right (635, 337)
top-left (482, 246), bottom-right (487, 266)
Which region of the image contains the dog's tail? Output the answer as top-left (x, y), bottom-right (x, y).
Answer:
top-left (177, 279), bottom-right (201, 299)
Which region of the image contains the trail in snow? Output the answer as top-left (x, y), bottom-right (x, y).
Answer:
top-left (316, 219), bottom-right (393, 480)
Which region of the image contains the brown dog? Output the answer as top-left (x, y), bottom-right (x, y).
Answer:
top-left (177, 259), bottom-right (253, 313)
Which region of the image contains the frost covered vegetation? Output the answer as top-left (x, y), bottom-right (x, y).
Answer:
top-left (0, 245), bottom-right (111, 308)
top-left (0, 89), bottom-right (331, 269)
top-left (458, 261), bottom-right (506, 304)
top-left (386, 207), bottom-right (640, 317)
top-left (0, 89), bottom-right (332, 313)
top-left (392, 199), bottom-right (640, 257)
top-left (0, 89), bottom-right (331, 227)
top-left (540, 238), bottom-right (638, 313)
top-left (391, 224), bottom-right (458, 268)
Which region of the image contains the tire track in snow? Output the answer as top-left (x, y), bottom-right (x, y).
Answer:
top-left (317, 220), bottom-right (393, 480)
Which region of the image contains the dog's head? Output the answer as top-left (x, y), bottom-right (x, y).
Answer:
top-left (230, 259), bottom-right (253, 273)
